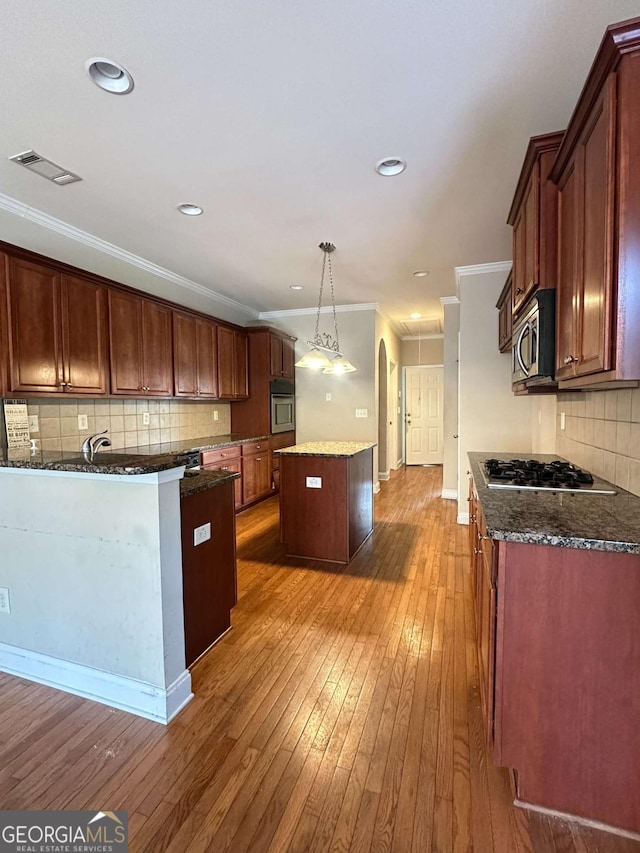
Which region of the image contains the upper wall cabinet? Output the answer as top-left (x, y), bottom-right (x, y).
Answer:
top-left (173, 311), bottom-right (218, 398)
top-left (507, 131), bottom-right (564, 317)
top-left (2, 255), bottom-right (108, 395)
top-left (217, 326), bottom-right (249, 400)
top-left (496, 271), bottom-right (513, 353)
top-left (550, 19), bottom-right (640, 388)
top-left (109, 290), bottom-right (173, 396)
top-left (269, 331), bottom-right (295, 380)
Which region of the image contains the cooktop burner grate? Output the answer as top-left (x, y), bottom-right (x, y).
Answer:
top-left (482, 458), bottom-right (617, 494)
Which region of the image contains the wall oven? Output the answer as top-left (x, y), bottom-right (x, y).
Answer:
top-left (270, 379), bottom-right (295, 434)
top-left (512, 289), bottom-right (556, 385)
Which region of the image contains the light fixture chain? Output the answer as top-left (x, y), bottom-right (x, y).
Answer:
top-left (328, 252), bottom-right (340, 350)
top-left (314, 249), bottom-right (327, 344)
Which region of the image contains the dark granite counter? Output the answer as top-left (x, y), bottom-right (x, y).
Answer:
top-left (0, 433), bottom-right (269, 475)
top-left (179, 468), bottom-right (240, 498)
top-left (468, 452), bottom-right (640, 553)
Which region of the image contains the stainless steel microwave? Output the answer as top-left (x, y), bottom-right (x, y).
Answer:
top-left (512, 289), bottom-right (556, 385)
top-left (270, 379), bottom-right (295, 434)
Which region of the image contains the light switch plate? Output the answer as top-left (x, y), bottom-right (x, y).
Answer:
top-left (306, 476), bottom-right (322, 489)
top-left (355, 408), bottom-right (368, 418)
top-left (28, 415), bottom-right (39, 433)
top-left (77, 414), bottom-right (88, 430)
top-left (0, 587), bottom-right (10, 615)
top-left (325, 393), bottom-right (332, 401)
top-left (560, 412), bottom-right (566, 430)
top-left (214, 410), bottom-right (219, 421)
top-left (142, 412), bottom-right (150, 426)
top-left (194, 522), bottom-right (211, 546)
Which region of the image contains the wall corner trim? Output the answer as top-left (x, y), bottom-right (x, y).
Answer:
top-left (378, 471), bottom-right (391, 481)
top-left (457, 511), bottom-right (470, 525)
top-left (373, 480), bottom-right (381, 494)
top-left (441, 488), bottom-right (458, 501)
top-left (453, 260), bottom-right (512, 299)
top-left (0, 642), bottom-right (193, 725)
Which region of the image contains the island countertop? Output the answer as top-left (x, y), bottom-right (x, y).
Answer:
top-left (275, 441), bottom-right (376, 457)
top-left (468, 451), bottom-right (640, 553)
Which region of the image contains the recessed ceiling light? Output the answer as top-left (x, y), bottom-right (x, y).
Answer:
top-left (85, 58), bottom-right (134, 94)
top-left (375, 157), bottom-right (407, 177)
top-left (413, 270), bottom-right (430, 277)
top-left (177, 203), bottom-right (203, 216)
top-left (290, 285), bottom-right (304, 290)
top-left (410, 312), bottom-right (422, 319)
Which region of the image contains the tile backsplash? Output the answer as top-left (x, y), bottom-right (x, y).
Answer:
top-left (556, 388), bottom-right (640, 496)
top-left (27, 398), bottom-right (231, 453)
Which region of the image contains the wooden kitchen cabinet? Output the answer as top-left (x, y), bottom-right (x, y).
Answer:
top-left (217, 326), bottom-right (249, 400)
top-left (109, 291), bottom-right (173, 396)
top-left (180, 480), bottom-right (237, 667)
top-left (270, 430), bottom-right (296, 492)
top-left (550, 21), bottom-right (640, 388)
top-left (201, 446), bottom-right (243, 509)
top-left (3, 255), bottom-right (108, 395)
top-left (231, 327), bottom-right (297, 436)
top-left (173, 311), bottom-right (218, 398)
top-left (508, 131), bottom-right (564, 316)
top-left (496, 271), bottom-right (513, 353)
top-left (241, 440), bottom-right (271, 506)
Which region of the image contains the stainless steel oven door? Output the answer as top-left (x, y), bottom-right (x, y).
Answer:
top-left (271, 394), bottom-right (295, 434)
top-left (513, 318), bottom-right (532, 382)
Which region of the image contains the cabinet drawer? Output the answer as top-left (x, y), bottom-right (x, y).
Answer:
top-left (242, 440), bottom-right (269, 455)
top-left (201, 445), bottom-right (241, 465)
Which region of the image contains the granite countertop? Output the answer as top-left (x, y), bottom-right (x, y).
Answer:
top-left (468, 452), bottom-right (640, 553)
top-left (0, 433), bottom-right (269, 475)
top-left (275, 441), bottom-right (376, 457)
top-left (180, 468), bottom-right (240, 498)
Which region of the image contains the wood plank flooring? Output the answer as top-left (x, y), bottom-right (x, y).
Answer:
top-left (1, 465), bottom-right (639, 852)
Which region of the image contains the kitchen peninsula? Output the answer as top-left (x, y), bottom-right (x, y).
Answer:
top-left (0, 443), bottom-right (241, 724)
top-left (277, 441), bottom-right (375, 564)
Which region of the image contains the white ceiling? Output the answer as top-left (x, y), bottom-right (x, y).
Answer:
top-left (2, 0), bottom-right (640, 327)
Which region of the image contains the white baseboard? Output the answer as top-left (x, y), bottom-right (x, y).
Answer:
top-left (373, 480), bottom-right (381, 494)
top-left (0, 642), bottom-right (193, 725)
top-left (457, 511), bottom-right (470, 525)
top-left (378, 470), bottom-right (391, 481)
top-left (441, 488), bottom-right (458, 501)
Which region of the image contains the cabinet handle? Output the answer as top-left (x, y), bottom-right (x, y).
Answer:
top-left (478, 533), bottom-right (490, 541)
top-left (67, 383), bottom-right (73, 388)
top-left (563, 355), bottom-right (577, 366)
top-left (516, 287), bottom-right (524, 295)
top-left (256, 457), bottom-right (262, 462)
top-left (59, 382), bottom-right (68, 387)
top-left (474, 548), bottom-right (481, 555)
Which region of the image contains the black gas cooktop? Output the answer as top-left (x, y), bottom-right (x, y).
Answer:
top-left (482, 458), bottom-right (617, 494)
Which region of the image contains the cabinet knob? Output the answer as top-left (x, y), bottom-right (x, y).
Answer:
top-left (256, 457), bottom-right (262, 461)
top-left (516, 287), bottom-right (524, 295)
top-left (59, 382), bottom-right (68, 387)
top-left (563, 355), bottom-right (577, 366)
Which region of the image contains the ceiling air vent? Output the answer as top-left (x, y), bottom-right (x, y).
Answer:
top-left (8, 150), bottom-right (82, 185)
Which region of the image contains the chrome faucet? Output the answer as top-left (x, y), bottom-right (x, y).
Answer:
top-left (81, 429), bottom-right (112, 457)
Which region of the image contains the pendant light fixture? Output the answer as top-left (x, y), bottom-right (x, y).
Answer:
top-left (295, 242), bottom-right (357, 375)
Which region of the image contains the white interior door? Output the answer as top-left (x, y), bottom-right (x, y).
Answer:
top-left (405, 365), bottom-right (444, 465)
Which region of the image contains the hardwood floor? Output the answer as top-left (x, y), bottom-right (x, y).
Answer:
top-left (1, 465), bottom-right (638, 852)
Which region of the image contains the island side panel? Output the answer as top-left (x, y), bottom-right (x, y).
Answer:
top-left (280, 454), bottom-right (349, 563)
top-left (497, 541), bottom-right (640, 834)
top-left (348, 448), bottom-right (374, 559)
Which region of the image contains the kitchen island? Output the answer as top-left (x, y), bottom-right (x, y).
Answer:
top-left (276, 441), bottom-right (375, 564)
top-left (0, 446), bottom-right (239, 724)
top-left (467, 452), bottom-right (640, 838)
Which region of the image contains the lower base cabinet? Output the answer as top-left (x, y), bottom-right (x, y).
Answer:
top-left (180, 480), bottom-right (237, 667)
top-left (469, 476), bottom-right (640, 835)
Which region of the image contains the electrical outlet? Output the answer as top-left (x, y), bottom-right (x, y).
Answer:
top-left (0, 587), bottom-right (10, 615)
top-left (193, 522), bottom-right (211, 546)
top-left (325, 393), bottom-right (332, 401)
top-left (77, 414), bottom-right (88, 430)
top-left (306, 476), bottom-right (322, 489)
top-left (28, 415), bottom-right (39, 433)
top-left (213, 410), bottom-right (219, 422)
top-left (355, 408), bottom-right (368, 418)
top-left (560, 412), bottom-right (566, 430)
top-left (142, 412), bottom-right (150, 426)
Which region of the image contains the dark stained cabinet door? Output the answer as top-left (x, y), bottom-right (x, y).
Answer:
top-left (556, 162), bottom-right (579, 380)
top-left (142, 301), bottom-right (173, 396)
top-left (196, 319), bottom-right (218, 398)
top-left (6, 256), bottom-right (63, 393)
top-left (270, 333), bottom-right (283, 377)
top-left (109, 290), bottom-right (144, 394)
top-left (512, 212), bottom-right (526, 313)
top-left (242, 451), bottom-right (271, 505)
top-left (217, 325), bottom-right (235, 398)
top-left (268, 331), bottom-right (296, 379)
top-left (61, 275), bottom-right (108, 394)
top-left (282, 336), bottom-right (295, 379)
top-left (233, 331), bottom-right (248, 398)
top-left (576, 76), bottom-right (615, 378)
top-left (512, 165), bottom-right (539, 315)
top-left (173, 311), bottom-right (198, 397)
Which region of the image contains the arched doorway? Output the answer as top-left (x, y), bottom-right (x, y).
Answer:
top-left (378, 339), bottom-right (388, 478)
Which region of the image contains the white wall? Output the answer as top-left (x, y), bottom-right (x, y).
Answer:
top-left (0, 467), bottom-right (191, 722)
top-left (401, 337), bottom-right (444, 366)
top-left (375, 313), bottom-right (403, 476)
top-left (442, 301), bottom-right (460, 497)
top-left (457, 268), bottom-right (535, 520)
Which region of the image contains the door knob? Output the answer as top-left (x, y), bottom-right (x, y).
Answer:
top-left (453, 434), bottom-right (459, 438)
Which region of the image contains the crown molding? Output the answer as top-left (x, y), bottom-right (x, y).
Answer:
top-left (259, 302), bottom-right (378, 319)
top-left (440, 295), bottom-right (460, 305)
top-left (402, 334), bottom-right (444, 341)
top-left (454, 260), bottom-right (512, 298)
top-left (375, 308), bottom-right (405, 340)
top-left (0, 192), bottom-right (259, 320)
